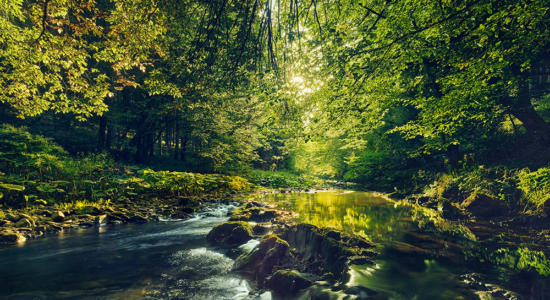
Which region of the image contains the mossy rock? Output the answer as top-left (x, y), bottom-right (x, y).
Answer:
top-left (461, 192), bottom-right (508, 218)
top-left (207, 221), bottom-right (253, 246)
top-left (229, 207), bottom-right (279, 222)
top-left (234, 234), bottom-right (293, 283)
top-left (0, 230), bottom-right (25, 244)
top-left (266, 270), bottom-right (312, 295)
top-left (281, 224), bottom-right (375, 280)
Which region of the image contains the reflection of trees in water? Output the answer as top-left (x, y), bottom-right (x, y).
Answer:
top-left (260, 192), bottom-right (413, 242)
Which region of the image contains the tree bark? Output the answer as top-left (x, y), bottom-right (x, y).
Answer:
top-left (511, 77), bottom-right (550, 141)
top-left (97, 116), bottom-right (107, 151)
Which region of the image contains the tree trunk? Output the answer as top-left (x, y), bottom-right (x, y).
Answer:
top-left (511, 78), bottom-right (550, 141)
top-left (98, 116), bottom-right (107, 150)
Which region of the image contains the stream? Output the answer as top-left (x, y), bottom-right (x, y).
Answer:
top-left (0, 191), bottom-right (535, 299)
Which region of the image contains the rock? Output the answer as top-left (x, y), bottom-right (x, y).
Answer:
top-left (245, 201), bottom-right (265, 209)
top-left (79, 221), bottom-right (94, 227)
top-left (0, 230), bottom-right (25, 244)
top-left (282, 224), bottom-right (375, 279)
top-left (348, 256), bottom-right (373, 265)
top-left (5, 213), bottom-right (20, 222)
top-left (461, 192), bottom-right (507, 218)
top-left (108, 212), bottom-right (129, 222)
top-left (171, 210), bottom-right (190, 219)
top-left (439, 201), bottom-right (467, 219)
top-left (266, 270), bottom-right (312, 295)
top-left (229, 206), bottom-right (279, 222)
top-left (252, 223), bottom-right (271, 235)
top-left (207, 221), bottom-right (253, 246)
top-left (15, 218), bottom-right (33, 228)
top-left (234, 234), bottom-right (293, 283)
top-left (94, 215), bottom-right (107, 225)
top-left (128, 215), bottom-right (148, 223)
top-left (79, 206), bottom-right (101, 215)
top-left (51, 211), bottom-right (65, 222)
top-left (385, 241), bottom-right (430, 256)
top-left (19, 214), bottom-right (36, 225)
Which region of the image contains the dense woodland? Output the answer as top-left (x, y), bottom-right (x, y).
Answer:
top-left (1, 1), bottom-right (550, 298)
top-left (1, 1), bottom-right (550, 212)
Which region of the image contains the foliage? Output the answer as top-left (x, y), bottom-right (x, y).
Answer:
top-left (426, 168), bottom-right (519, 204)
top-left (490, 247), bottom-right (550, 277)
top-left (517, 166), bottom-right (550, 210)
top-left (248, 170), bottom-right (323, 189)
top-left (0, 126), bottom-right (251, 207)
top-left (119, 169), bottom-right (251, 198)
top-left (0, 0), bottom-right (165, 119)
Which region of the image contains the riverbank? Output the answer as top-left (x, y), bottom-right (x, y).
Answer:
top-left (220, 190), bottom-right (549, 299)
top-left (0, 192), bottom-right (240, 245)
top-left (0, 126), bottom-right (254, 245)
top-left (205, 199), bottom-right (382, 298)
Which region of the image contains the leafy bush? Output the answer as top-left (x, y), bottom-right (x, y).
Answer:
top-left (0, 124), bottom-right (67, 179)
top-left (248, 170), bottom-right (322, 189)
top-left (490, 247), bottom-right (550, 276)
top-left (343, 150), bottom-right (426, 193)
top-left (119, 169), bottom-right (251, 198)
top-left (517, 166), bottom-right (550, 210)
top-left (426, 167), bottom-right (519, 206)
top-left (0, 126), bottom-right (251, 207)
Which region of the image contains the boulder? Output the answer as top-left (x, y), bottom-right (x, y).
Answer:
top-left (229, 207), bottom-right (279, 222)
top-left (0, 230), bottom-right (25, 244)
top-left (5, 213), bottom-right (20, 222)
top-left (128, 215), bottom-right (148, 223)
top-left (207, 221), bottom-right (253, 246)
top-left (282, 224), bottom-right (375, 279)
top-left (15, 218), bottom-right (33, 228)
top-left (80, 206), bottom-right (101, 215)
top-left (107, 212), bottom-right (129, 222)
top-left (94, 215), bottom-right (108, 225)
top-left (51, 211), bottom-right (65, 222)
top-left (234, 234), bottom-right (293, 283)
top-left (266, 270), bottom-right (312, 295)
top-left (439, 201), bottom-right (467, 219)
top-left (348, 256), bottom-right (373, 265)
top-left (461, 192), bottom-right (507, 218)
top-left (234, 223), bottom-right (377, 291)
top-left (252, 223), bottom-right (271, 235)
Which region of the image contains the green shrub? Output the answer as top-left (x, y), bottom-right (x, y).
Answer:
top-left (0, 124), bottom-right (67, 179)
top-left (119, 169), bottom-right (251, 198)
top-left (248, 169), bottom-right (322, 189)
top-left (343, 150), bottom-right (425, 193)
top-left (490, 247), bottom-right (550, 276)
top-left (425, 167), bottom-right (519, 208)
top-left (517, 166), bottom-right (550, 210)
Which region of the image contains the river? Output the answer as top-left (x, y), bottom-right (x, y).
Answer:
top-left (0, 191), bottom-right (535, 299)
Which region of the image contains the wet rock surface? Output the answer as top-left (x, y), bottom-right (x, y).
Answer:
top-left (266, 270), bottom-right (313, 295)
top-left (206, 221), bottom-right (253, 246)
top-left (0, 195), bottom-right (235, 246)
top-left (227, 201), bottom-right (378, 296)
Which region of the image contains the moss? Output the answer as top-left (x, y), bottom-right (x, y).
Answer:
top-left (206, 221), bottom-right (253, 246)
top-left (489, 247), bottom-right (550, 277)
top-left (261, 233), bottom-right (290, 248)
top-left (266, 270), bottom-right (312, 295)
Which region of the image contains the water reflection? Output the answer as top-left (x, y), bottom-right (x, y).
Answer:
top-left (252, 191), bottom-right (479, 299)
top-left (252, 191), bottom-right (413, 242)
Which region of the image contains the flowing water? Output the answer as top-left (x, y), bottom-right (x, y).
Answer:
top-left (0, 191), bottom-right (529, 299)
top-left (0, 205), bottom-right (266, 299)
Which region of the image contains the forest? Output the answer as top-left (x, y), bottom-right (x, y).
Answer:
top-left (1, 0), bottom-right (550, 299)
